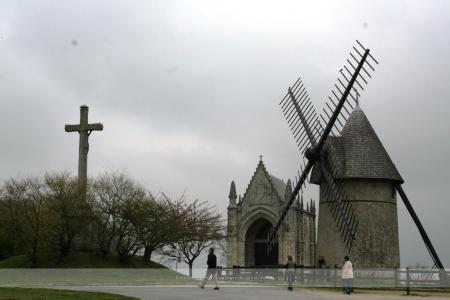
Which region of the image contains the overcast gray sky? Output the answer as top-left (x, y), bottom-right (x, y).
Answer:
top-left (0, 0), bottom-right (449, 267)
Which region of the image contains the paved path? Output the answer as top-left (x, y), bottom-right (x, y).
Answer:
top-left (58, 285), bottom-right (450, 300)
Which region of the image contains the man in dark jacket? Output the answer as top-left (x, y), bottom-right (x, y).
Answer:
top-left (285, 255), bottom-right (296, 291)
top-left (199, 247), bottom-right (219, 290)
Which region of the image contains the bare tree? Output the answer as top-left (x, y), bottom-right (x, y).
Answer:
top-left (114, 191), bottom-right (144, 262)
top-left (92, 172), bottom-right (145, 261)
top-left (45, 172), bottom-right (92, 258)
top-left (135, 193), bottom-right (180, 262)
top-left (0, 177), bottom-right (47, 266)
top-left (170, 199), bottom-right (224, 277)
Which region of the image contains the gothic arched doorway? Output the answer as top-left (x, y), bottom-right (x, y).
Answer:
top-left (245, 218), bottom-right (278, 266)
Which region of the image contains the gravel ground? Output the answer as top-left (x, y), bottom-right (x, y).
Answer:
top-left (54, 285), bottom-right (450, 300)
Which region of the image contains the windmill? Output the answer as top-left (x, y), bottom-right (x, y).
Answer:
top-left (268, 41), bottom-right (446, 274)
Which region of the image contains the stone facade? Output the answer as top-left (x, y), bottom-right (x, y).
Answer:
top-left (226, 158), bottom-right (316, 267)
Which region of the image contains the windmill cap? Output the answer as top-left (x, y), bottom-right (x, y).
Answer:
top-left (311, 106), bottom-right (403, 183)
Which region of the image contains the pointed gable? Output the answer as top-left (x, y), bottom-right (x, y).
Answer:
top-left (239, 158), bottom-right (286, 209)
top-left (311, 105), bottom-right (403, 183)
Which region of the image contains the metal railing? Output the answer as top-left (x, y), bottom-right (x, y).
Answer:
top-left (216, 266), bottom-right (450, 293)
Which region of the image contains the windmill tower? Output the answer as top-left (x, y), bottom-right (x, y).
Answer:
top-left (268, 41), bottom-right (446, 274)
top-left (310, 104), bottom-right (402, 267)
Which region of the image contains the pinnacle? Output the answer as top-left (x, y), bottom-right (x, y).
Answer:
top-left (284, 179), bottom-right (293, 200)
top-left (229, 180), bottom-right (237, 200)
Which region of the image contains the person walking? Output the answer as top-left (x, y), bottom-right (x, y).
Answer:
top-left (342, 255), bottom-right (353, 295)
top-left (285, 255), bottom-right (296, 291)
top-left (199, 247), bottom-right (219, 290)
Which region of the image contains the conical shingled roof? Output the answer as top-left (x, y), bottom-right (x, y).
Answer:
top-left (311, 105), bottom-right (403, 183)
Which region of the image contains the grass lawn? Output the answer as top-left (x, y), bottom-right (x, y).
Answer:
top-left (303, 286), bottom-right (450, 297)
top-left (0, 287), bottom-right (137, 300)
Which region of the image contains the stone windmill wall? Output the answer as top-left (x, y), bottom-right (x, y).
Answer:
top-left (311, 105), bottom-right (401, 268)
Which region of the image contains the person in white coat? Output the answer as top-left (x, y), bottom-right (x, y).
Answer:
top-left (342, 256), bottom-right (353, 294)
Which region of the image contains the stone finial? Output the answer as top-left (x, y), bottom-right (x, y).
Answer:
top-left (301, 194), bottom-right (304, 211)
top-left (257, 155), bottom-right (265, 168)
top-left (229, 181), bottom-right (237, 206)
top-left (284, 179), bottom-right (292, 201)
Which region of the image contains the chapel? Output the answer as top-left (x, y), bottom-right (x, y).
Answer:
top-left (226, 158), bottom-right (316, 267)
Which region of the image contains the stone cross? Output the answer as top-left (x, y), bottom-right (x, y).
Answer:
top-left (65, 105), bottom-right (103, 182)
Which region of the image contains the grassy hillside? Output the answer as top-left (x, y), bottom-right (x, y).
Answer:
top-left (0, 253), bottom-right (194, 286)
top-left (0, 252), bottom-right (165, 268)
top-left (0, 287), bottom-right (137, 299)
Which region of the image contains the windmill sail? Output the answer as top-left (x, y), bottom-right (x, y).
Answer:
top-left (269, 42), bottom-right (373, 250)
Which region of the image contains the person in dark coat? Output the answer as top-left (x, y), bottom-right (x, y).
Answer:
top-left (285, 255), bottom-right (296, 291)
top-left (199, 247), bottom-right (219, 290)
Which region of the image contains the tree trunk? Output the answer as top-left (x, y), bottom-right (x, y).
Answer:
top-left (99, 241), bottom-right (109, 257)
top-left (143, 246), bottom-right (153, 262)
top-left (60, 244), bottom-right (70, 259)
top-left (59, 233), bottom-right (71, 259)
top-left (30, 242), bottom-right (38, 268)
top-left (189, 261), bottom-right (193, 278)
top-left (116, 238), bottom-right (133, 262)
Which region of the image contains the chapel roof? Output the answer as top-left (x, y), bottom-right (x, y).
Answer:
top-left (269, 174), bottom-right (286, 200)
